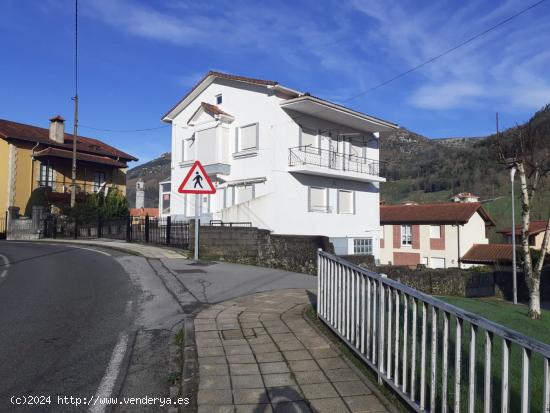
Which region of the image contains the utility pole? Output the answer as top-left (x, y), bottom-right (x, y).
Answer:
top-left (70, 0), bottom-right (79, 207)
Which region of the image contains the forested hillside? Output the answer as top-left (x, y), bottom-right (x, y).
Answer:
top-left (380, 104), bottom-right (550, 239)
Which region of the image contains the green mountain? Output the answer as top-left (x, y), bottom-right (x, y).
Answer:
top-left (380, 104), bottom-right (550, 241)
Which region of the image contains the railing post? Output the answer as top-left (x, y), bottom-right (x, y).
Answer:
top-left (97, 215), bottom-right (102, 238)
top-left (126, 214), bottom-right (131, 242)
top-left (74, 216), bottom-right (78, 239)
top-left (145, 214), bottom-right (150, 243)
top-left (166, 215), bottom-right (171, 245)
top-left (53, 216), bottom-right (57, 239)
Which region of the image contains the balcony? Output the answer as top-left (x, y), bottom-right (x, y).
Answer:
top-left (288, 146), bottom-right (386, 183)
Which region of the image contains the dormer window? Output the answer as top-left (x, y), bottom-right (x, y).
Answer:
top-left (215, 94), bottom-right (222, 105)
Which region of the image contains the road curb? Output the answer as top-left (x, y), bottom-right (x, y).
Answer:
top-left (32, 239), bottom-right (189, 259)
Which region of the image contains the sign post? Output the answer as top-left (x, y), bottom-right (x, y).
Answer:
top-left (177, 160), bottom-right (216, 261)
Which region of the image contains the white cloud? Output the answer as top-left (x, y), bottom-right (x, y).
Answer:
top-left (411, 82), bottom-right (485, 110)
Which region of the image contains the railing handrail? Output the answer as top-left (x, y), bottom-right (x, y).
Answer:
top-left (289, 145), bottom-right (386, 165)
top-left (319, 250), bottom-right (550, 357)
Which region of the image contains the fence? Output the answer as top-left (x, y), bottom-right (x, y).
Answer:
top-left (317, 250), bottom-right (550, 413)
top-left (42, 215), bottom-right (189, 249)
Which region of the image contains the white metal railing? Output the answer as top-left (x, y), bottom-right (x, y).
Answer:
top-left (317, 250), bottom-right (550, 413)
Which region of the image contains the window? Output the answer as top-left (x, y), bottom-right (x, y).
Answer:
top-left (236, 123), bottom-right (258, 152)
top-left (337, 190), bottom-right (354, 214)
top-left (308, 187), bottom-right (328, 212)
top-left (354, 238), bottom-right (373, 255)
top-left (349, 137), bottom-right (366, 160)
top-left (422, 257), bottom-right (429, 266)
top-left (299, 126), bottom-right (319, 150)
top-left (431, 257), bottom-right (446, 269)
top-left (93, 172), bottom-right (106, 192)
top-left (216, 94), bottom-right (222, 104)
top-left (183, 134), bottom-right (195, 162)
top-left (39, 163), bottom-right (53, 187)
top-left (161, 182), bottom-right (171, 193)
top-left (236, 185), bottom-right (254, 204)
top-left (401, 224), bottom-right (412, 246)
top-left (430, 225), bottom-right (441, 238)
top-left (162, 193), bottom-right (170, 214)
top-left (196, 127), bottom-right (217, 165)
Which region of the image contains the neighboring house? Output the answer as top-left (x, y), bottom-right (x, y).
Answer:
top-left (451, 192), bottom-right (480, 203)
top-left (0, 116), bottom-right (137, 218)
top-left (379, 201), bottom-right (495, 268)
top-left (158, 178), bottom-right (171, 218)
top-left (161, 71), bottom-right (398, 256)
top-left (498, 220), bottom-right (550, 253)
top-left (130, 207), bottom-right (159, 219)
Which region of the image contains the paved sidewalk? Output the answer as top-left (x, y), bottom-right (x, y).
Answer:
top-left (194, 289), bottom-right (389, 413)
top-left (36, 238), bottom-right (186, 259)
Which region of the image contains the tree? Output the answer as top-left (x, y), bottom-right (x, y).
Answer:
top-left (495, 114), bottom-right (550, 319)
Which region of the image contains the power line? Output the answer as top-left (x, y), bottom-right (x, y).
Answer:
top-left (342, 0), bottom-right (547, 103)
top-left (79, 124), bottom-right (170, 133)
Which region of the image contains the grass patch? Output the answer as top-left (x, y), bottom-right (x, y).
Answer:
top-left (304, 305), bottom-right (411, 413)
top-left (439, 296), bottom-right (550, 345)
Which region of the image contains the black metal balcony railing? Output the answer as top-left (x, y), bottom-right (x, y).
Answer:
top-left (288, 146), bottom-right (385, 177)
top-left (37, 180), bottom-right (106, 194)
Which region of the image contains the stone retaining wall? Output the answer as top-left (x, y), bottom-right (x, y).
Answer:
top-left (191, 224), bottom-right (333, 275)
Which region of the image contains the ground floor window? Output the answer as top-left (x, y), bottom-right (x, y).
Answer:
top-left (431, 257), bottom-right (446, 269)
top-left (353, 238), bottom-right (372, 255)
top-left (337, 190), bottom-right (354, 214)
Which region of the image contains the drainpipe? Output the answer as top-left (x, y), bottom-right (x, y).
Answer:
top-left (457, 222), bottom-right (461, 269)
top-left (31, 142), bottom-right (40, 194)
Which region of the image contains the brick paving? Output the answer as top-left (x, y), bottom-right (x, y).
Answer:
top-left (194, 289), bottom-right (389, 413)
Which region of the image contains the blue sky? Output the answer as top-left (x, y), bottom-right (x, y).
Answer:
top-left (1, 0), bottom-right (549, 165)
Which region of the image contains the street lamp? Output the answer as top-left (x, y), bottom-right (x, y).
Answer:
top-left (510, 166), bottom-right (517, 304)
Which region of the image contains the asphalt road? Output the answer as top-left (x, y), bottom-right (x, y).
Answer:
top-left (0, 242), bottom-right (135, 412)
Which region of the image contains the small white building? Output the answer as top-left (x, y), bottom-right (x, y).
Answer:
top-left (161, 71), bottom-right (398, 256)
top-left (379, 202), bottom-right (495, 268)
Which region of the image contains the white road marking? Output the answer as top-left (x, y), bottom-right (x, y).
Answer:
top-left (89, 331), bottom-right (129, 413)
top-left (74, 246), bottom-right (112, 257)
top-left (0, 253), bottom-right (9, 278)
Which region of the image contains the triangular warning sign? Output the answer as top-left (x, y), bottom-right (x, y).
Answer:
top-left (177, 160), bottom-right (216, 194)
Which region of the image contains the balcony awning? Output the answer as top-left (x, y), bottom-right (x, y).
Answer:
top-left (280, 95), bottom-right (398, 134)
top-left (34, 147), bottom-right (127, 168)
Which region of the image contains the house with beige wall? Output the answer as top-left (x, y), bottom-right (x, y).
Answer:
top-left (379, 201), bottom-right (495, 268)
top-left (0, 116), bottom-right (137, 219)
top-left (498, 220), bottom-right (550, 253)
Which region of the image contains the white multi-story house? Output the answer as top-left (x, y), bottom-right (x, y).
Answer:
top-left (161, 71), bottom-right (398, 256)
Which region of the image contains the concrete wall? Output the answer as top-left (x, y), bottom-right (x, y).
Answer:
top-left (191, 224), bottom-right (334, 275)
top-left (168, 78), bottom-right (383, 256)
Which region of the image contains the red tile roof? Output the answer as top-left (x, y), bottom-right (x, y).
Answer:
top-left (130, 208), bottom-right (159, 217)
top-left (187, 102), bottom-right (233, 124)
top-left (498, 220), bottom-right (549, 236)
top-left (34, 147), bottom-right (127, 168)
top-left (0, 119), bottom-right (137, 162)
top-left (461, 244), bottom-right (513, 264)
top-left (380, 202), bottom-right (495, 225)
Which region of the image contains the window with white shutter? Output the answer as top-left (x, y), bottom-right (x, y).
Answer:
top-left (430, 225), bottom-right (441, 238)
top-left (300, 126), bottom-right (319, 149)
top-left (337, 190), bottom-right (354, 214)
top-left (237, 123), bottom-right (258, 152)
top-left (308, 187), bottom-right (328, 212)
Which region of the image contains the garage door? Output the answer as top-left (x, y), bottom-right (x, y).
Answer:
top-left (431, 257), bottom-right (446, 269)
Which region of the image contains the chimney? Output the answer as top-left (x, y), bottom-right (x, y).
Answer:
top-left (136, 179), bottom-right (145, 209)
top-left (49, 115), bottom-right (65, 143)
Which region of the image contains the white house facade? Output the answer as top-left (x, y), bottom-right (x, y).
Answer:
top-left (379, 201), bottom-right (495, 268)
top-left (161, 71), bottom-right (398, 256)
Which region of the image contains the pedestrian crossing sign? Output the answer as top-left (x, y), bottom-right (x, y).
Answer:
top-left (177, 160), bottom-right (216, 194)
